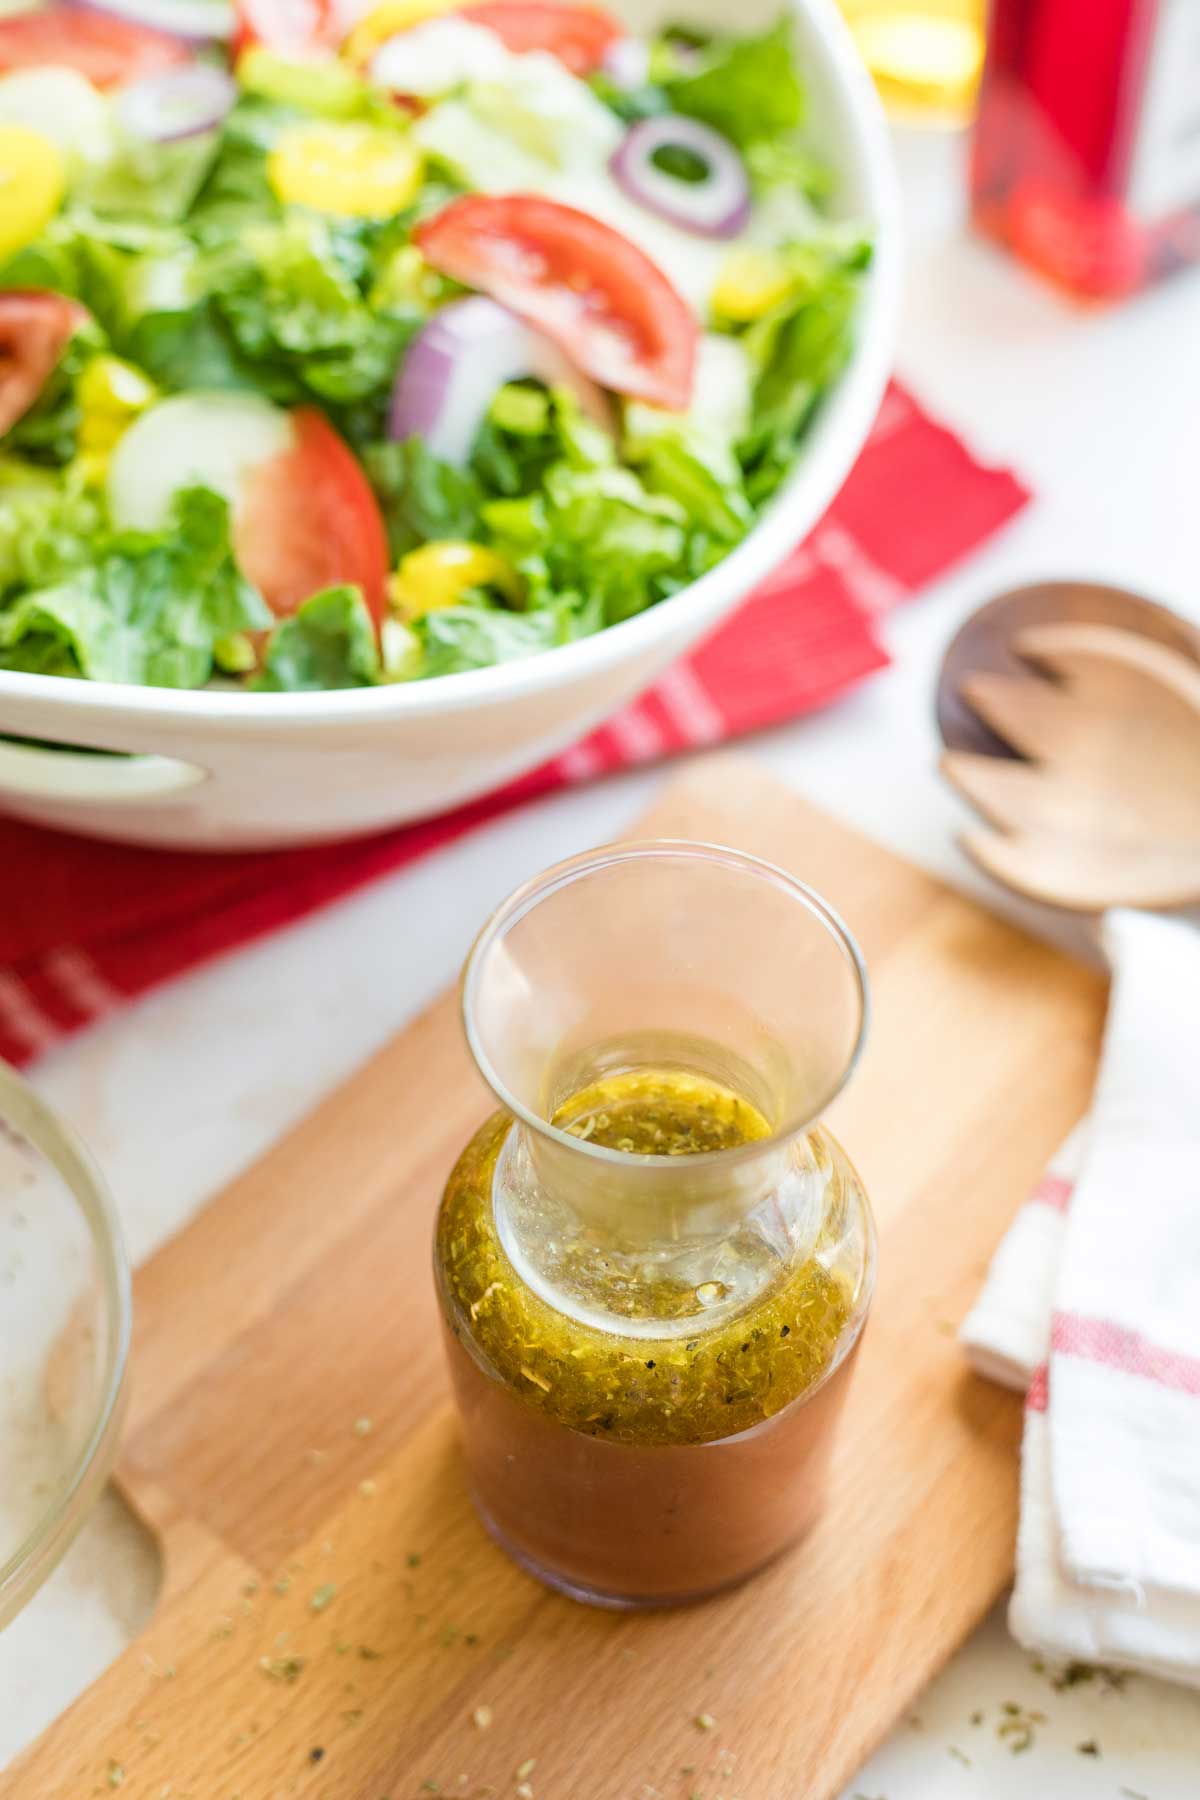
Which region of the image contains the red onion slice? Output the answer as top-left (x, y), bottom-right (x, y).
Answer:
top-left (69, 0), bottom-right (235, 41)
top-left (609, 113), bottom-right (750, 240)
top-left (115, 61), bottom-right (236, 141)
top-left (389, 295), bottom-right (613, 466)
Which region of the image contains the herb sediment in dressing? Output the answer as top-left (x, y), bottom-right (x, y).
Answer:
top-left (554, 1065), bottom-right (772, 1154)
top-left (436, 1066), bottom-right (857, 1447)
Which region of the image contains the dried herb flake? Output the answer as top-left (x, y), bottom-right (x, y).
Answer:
top-left (259, 1655), bottom-right (305, 1684)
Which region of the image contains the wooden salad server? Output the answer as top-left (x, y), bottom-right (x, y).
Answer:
top-left (940, 618), bottom-right (1200, 911)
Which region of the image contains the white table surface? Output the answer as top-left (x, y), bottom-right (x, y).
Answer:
top-left (6, 123), bottom-right (1200, 1796)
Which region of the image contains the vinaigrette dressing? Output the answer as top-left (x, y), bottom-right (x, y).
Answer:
top-left (437, 1066), bottom-right (860, 1449)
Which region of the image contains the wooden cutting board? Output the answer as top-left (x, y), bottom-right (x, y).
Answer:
top-left (7, 759), bottom-right (1107, 1800)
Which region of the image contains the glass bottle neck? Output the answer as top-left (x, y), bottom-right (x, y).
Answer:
top-left (492, 1117), bottom-right (834, 1340)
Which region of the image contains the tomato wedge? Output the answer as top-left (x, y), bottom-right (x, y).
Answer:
top-left (414, 195), bottom-right (697, 410)
top-left (457, 0), bottom-right (620, 73)
top-left (234, 408), bottom-right (390, 624)
top-left (232, 0), bottom-right (343, 57)
top-left (0, 290), bottom-right (88, 438)
top-left (0, 6), bottom-right (187, 88)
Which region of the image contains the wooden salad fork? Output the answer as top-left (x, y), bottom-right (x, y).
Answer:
top-left (941, 620), bottom-right (1200, 911)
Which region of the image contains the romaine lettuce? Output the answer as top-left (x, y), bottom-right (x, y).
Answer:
top-left (254, 584), bottom-right (380, 690)
top-left (0, 488), bottom-right (270, 686)
top-left (662, 20), bottom-right (803, 149)
top-left (0, 463), bottom-right (102, 596)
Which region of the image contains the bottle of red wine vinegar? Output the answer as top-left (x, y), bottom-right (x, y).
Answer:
top-left (970, 0), bottom-right (1200, 299)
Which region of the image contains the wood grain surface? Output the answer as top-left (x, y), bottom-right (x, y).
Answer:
top-left (5, 758), bottom-right (1107, 1800)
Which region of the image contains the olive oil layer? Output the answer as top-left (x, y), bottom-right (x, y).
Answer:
top-left (437, 1069), bottom-right (855, 1448)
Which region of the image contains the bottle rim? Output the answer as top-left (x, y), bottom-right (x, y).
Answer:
top-left (460, 839), bottom-right (870, 1173)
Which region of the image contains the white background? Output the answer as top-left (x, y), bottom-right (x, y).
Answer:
top-left (5, 125), bottom-right (1200, 1794)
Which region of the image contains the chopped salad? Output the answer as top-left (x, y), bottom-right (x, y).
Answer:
top-left (0, 0), bottom-right (871, 691)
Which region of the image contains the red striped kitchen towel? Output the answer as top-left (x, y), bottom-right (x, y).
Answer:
top-left (0, 382), bottom-right (1028, 1066)
top-left (962, 910), bottom-right (1200, 1685)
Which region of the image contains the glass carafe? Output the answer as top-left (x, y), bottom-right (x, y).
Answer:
top-left (434, 842), bottom-right (876, 1608)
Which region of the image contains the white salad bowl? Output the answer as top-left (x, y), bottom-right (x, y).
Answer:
top-left (0, 0), bottom-right (898, 850)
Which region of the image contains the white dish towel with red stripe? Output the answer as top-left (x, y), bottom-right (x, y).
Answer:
top-left (960, 908), bottom-right (1200, 1687)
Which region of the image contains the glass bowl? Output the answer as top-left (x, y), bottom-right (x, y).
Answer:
top-left (0, 1059), bottom-right (131, 1627)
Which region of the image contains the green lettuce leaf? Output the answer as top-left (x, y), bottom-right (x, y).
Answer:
top-left (414, 599), bottom-right (583, 680)
top-left (744, 134), bottom-right (832, 206)
top-left (74, 129), bottom-right (221, 226)
top-left (187, 96), bottom-right (289, 244)
top-left (254, 584), bottom-right (380, 690)
top-left (736, 235), bottom-right (871, 502)
top-left (632, 432), bottom-right (751, 544)
top-left (0, 463), bottom-right (102, 597)
top-left (0, 487), bottom-right (270, 686)
top-left (661, 20), bottom-right (803, 149)
top-left (127, 299), bottom-right (301, 402)
top-left (484, 463), bottom-right (687, 625)
top-left (471, 383), bottom-right (616, 498)
top-left (0, 222), bottom-right (86, 299)
top-left (236, 49), bottom-right (374, 121)
top-left (0, 216), bottom-right (192, 348)
top-left (364, 437), bottom-right (484, 558)
top-left (199, 212), bottom-right (419, 410)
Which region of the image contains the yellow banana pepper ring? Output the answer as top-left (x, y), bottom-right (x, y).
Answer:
top-left (389, 541), bottom-right (523, 618)
top-left (711, 247), bottom-right (795, 323)
top-left (0, 125), bottom-right (65, 264)
top-left (268, 121), bottom-right (423, 218)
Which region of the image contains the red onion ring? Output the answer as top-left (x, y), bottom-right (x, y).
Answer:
top-left (609, 113), bottom-right (751, 239)
top-left (389, 295), bottom-right (614, 466)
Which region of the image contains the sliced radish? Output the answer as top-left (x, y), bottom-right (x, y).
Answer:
top-left (107, 391), bottom-right (294, 533)
top-left (389, 294), bottom-right (614, 466)
top-left (114, 61), bottom-right (236, 140)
